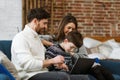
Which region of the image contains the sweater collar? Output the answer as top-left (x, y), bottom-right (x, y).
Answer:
top-left (24, 24), bottom-right (39, 38)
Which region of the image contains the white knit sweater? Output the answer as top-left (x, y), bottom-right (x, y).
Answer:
top-left (11, 25), bottom-right (48, 80)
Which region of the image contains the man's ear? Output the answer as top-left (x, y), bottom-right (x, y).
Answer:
top-left (33, 18), bottom-right (38, 25)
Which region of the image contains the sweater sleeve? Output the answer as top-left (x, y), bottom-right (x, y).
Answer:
top-left (11, 35), bottom-right (44, 72)
top-left (73, 45), bottom-right (88, 59)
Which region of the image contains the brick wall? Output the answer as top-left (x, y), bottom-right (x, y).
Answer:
top-left (49, 0), bottom-right (120, 37)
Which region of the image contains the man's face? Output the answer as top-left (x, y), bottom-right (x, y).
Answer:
top-left (36, 19), bottom-right (48, 34)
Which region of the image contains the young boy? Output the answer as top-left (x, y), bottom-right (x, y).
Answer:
top-left (45, 31), bottom-right (114, 80)
top-left (45, 31), bottom-right (83, 71)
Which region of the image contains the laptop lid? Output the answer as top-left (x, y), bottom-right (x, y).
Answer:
top-left (70, 58), bottom-right (95, 74)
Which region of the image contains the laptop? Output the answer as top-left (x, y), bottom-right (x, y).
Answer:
top-left (69, 58), bottom-right (95, 74)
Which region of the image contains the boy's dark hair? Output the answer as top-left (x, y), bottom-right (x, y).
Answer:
top-left (65, 31), bottom-right (83, 48)
top-left (27, 7), bottom-right (50, 22)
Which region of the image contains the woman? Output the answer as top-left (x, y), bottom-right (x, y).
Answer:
top-left (54, 13), bottom-right (78, 42)
top-left (53, 14), bottom-right (88, 59)
top-left (41, 14), bottom-right (88, 58)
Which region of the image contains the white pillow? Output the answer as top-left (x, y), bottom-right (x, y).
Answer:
top-left (107, 39), bottom-right (120, 49)
top-left (86, 47), bottom-right (99, 54)
top-left (97, 39), bottom-right (115, 58)
top-left (108, 48), bottom-right (120, 59)
top-left (98, 44), bottom-right (112, 58)
top-left (118, 42), bottom-right (120, 46)
top-left (88, 53), bottom-right (106, 59)
top-left (83, 37), bottom-right (102, 48)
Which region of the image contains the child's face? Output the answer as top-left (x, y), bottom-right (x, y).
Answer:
top-left (64, 42), bottom-right (77, 53)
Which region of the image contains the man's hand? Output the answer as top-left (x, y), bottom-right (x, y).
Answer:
top-left (43, 55), bottom-right (64, 68)
top-left (52, 55), bottom-right (65, 64)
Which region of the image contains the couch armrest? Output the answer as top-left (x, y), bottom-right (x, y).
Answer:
top-left (0, 74), bottom-right (10, 80)
top-left (0, 40), bottom-right (12, 60)
top-left (100, 59), bottom-right (120, 75)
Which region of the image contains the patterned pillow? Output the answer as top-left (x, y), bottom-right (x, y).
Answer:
top-left (0, 51), bottom-right (20, 80)
top-left (86, 46), bottom-right (99, 54)
top-left (85, 39), bottom-right (113, 58)
top-left (98, 39), bottom-right (114, 58)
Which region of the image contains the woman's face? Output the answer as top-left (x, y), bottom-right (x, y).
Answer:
top-left (64, 22), bottom-right (76, 36)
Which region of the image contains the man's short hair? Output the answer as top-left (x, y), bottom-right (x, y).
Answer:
top-left (27, 7), bottom-right (50, 22)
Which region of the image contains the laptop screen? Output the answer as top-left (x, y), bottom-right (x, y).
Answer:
top-left (70, 58), bottom-right (95, 74)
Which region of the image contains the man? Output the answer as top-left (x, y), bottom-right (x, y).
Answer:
top-left (11, 8), bottom-right (90, 80)
top-left (11, 8), bottom-right (69, 80)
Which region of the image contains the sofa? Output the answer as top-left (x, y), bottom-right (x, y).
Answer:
top-left (0, 40), bottom-right (17, 80)
top-left (0, 40), bottom-right (120, 80)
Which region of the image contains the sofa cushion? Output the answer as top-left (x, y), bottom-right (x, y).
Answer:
top-left (100, 59), bottom-right (120, 75)
top-left (0, 40), bottom-right (12, 60)
top-left (113, 74), bottom-right (120, 80)
top-left (0, 51), bottom-right (20, 80)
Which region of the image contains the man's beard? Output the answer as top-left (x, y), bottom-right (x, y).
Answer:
top-left (37, 28), bottom-right (46, 35)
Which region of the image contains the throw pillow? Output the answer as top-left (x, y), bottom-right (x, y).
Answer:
top-left (0, 51), bottom-right (20, 80)
top-left (88, 53), bottom-right (106, 59)
top-left (98, 39), bottom-right (114, 58)
top-left (83, 37), bottom-right (102, 48)
top-left (87, 47), bottom-right (99, 54)
top-left (107, 39), bottom-right (120, 49)
top-left (108, 48), bottom-right (120, 59)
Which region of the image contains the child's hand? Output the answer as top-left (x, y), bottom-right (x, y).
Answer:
top-left (55, 63), bottom-right (69, 71)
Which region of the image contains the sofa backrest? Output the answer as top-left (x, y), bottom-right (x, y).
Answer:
top-left (0, 40), bottom-right (12, 60)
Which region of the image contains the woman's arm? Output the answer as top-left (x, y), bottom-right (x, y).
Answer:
top-left (41, 39), bottom-right (53, 47)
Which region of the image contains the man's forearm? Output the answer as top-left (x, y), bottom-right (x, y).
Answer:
top-left (43, 59), bottom-right (54, 68)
